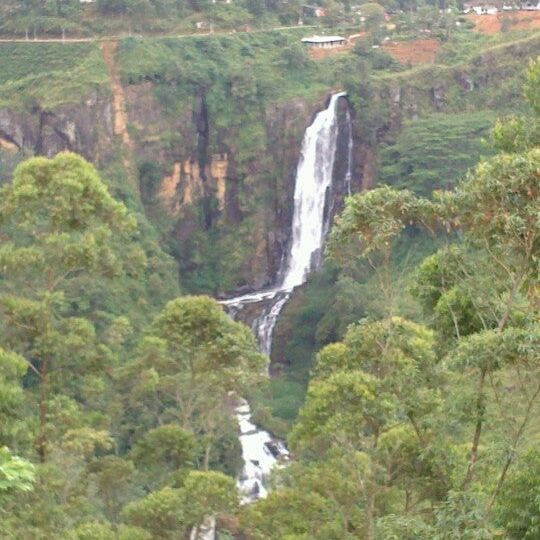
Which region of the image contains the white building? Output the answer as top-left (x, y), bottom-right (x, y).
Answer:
top-left (301, 35), bottom-right (347, 48)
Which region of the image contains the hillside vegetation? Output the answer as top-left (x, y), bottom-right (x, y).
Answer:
top-left (0, 57), bottom-right (538, 540)
top-left (0, 43), bottom-right (109, 108)
top-left (243, 58), bottom-right (540, 540)
top-left (0, 5), bottom-right (538, 537)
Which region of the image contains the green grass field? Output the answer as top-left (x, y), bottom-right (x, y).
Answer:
top-left (0, 43), bottom-right (109, 108)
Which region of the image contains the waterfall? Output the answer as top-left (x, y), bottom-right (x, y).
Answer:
top-left (282, 92), bottom-right (345, 289)
top-left (221, 92), bottom-right (350, 503)
top-left (345, 109), bottom-right (353, 196)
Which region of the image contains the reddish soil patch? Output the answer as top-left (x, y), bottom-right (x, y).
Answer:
top-left (382, 38), bottom-right (440, 66)
top-left (466, 11), bottom-right (540, 34)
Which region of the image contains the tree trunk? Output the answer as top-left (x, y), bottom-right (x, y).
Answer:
top-left (365, 478), bottom-right (376, 540)
top-left (462, 367), bottom-right (486, 489)
top-left (365, 432), bottom-right (379, 540)
top-left (203, 443), bottom-right (212, 471)
top-left (36, 359), bottom-right (49, 463)
top-left (488, 383), bottom-right (540, 511)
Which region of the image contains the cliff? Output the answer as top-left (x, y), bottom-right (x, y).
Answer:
top-left (0, 32), bottom-right (538, 298)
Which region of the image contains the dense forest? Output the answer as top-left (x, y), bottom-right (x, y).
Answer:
top-left (0, 56), bottom-right (538, 539)
top-left (245, 62), bottom-right (540, 539)
top-left (0, 0), bottom-right (539, 537)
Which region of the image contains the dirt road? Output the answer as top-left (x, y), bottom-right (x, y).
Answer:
top-left (0, 25), bottom-right (317, 44)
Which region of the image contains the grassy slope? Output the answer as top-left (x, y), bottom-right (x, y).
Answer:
top-left (116, 29), bottom-right (335, 101)
top-left (0, 5), bottom-right (289, 38)
top-left (372, 32), bottom-right (540, 113)
top-left (0, 42), bottom-right (109, 108)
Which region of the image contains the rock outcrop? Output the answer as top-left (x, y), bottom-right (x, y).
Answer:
top-left (0, 93), bottom-right (113, 169)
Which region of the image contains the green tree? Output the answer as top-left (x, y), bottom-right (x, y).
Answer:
top-left (289, 316), bottom-right (446, 539)
top-left (241, 483), bottom-right (351, 539)
top-left (97, 0), bottom-right (128, 15)
top-left (131, 425), bottom-right (195, 470)
top-left (379, 112), bottom-right (496, 196)
top-left (245, 0), bottom-right (265, 16)
top-left (0, 152), bottom-right (136, 462)
top-left (318, 60), bottom-right (540, 535)
top-left (182, 471), bottom-right (238, 536)
top-left (360, 2), bottom-right (385, 30)
top-left (433, 491), bottom-right (497, 539)
top-left (0, 348), bottom-right (30, 449)
top-left (438, 147), bottom-right (540, 489)
top-left (488, 60), bottom-right (540, 153)
top-left (122, 471), bottom-right (237, 539)
top-left (130, 425), bottom-right (195, 489)
top-left (0, 447), bottom-right (35, 494)
top-left (67, 521), bottom-right (117, 540)
top-left (329, 185), bottom-right (434, 314)
top-left (67, 522), bottom-right (152, 540)
top-left (524, 57), bottom-right (540, 115)
top-left (280, 43), bottom-right (310, 70)
top-left (119, 296), bottom-right (264, 470)
top-left (495, 449), bottom-right (540, 539)
top-left (122, 487), bottom-right (186, 540)
top-left (86, 456), bottom-right (136, 522)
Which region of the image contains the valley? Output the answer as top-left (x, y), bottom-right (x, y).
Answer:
top-left (0, 3), bottom-right (538, 538)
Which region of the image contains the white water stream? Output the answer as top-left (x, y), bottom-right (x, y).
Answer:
top-left (221, 92), bottom-right (351, 503)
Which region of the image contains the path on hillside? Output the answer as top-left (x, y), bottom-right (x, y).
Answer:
top-left (101, 41), bottom-right (131, 147)
top-left (0, 24), bottom-right (317, 44)
top-left (100, 41), bottom-right (139, 192)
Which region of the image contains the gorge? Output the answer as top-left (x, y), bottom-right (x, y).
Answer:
top-left (0, 19), bottom-right (539, 539)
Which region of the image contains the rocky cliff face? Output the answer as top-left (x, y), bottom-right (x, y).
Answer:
top-left (130, 87), bottom-right (356, 294)
top-left (0, 91), bottom-right (114, 182)
top-left (125, 83), bottom-right (329, 293)
top-left (0, 71), bottom-right (314, 292)
top-left (0, 33), bottom-right (537, 294)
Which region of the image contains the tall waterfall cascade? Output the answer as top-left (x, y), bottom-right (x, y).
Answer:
top-left (222, 92), bottom-right (352, 503)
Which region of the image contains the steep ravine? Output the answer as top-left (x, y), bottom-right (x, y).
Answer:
top-left (223, 92), bottom-right (351, 506)
top-left (0, 34), bottom-right (537, 290)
